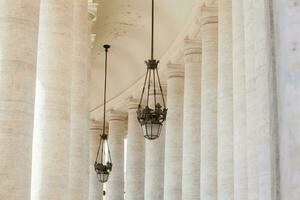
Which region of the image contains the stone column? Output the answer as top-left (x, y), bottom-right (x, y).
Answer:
top-left (232, 0), bottom-right (248, 199)
top-left (243, 0), bottom-right (259, 199)
top-left (244, 1), bottom-right (278, 199)
top-left (125, 98), bottom-right (145, 200)
top-left (31, 0), bottom-right (73, 199)
top-left (89, 122), bottom-right (103, 200)
top-left (68, 0), bottom-right (89, 199)
top-left (199, 5), bottom-right (218, 200)
top-left (274, 1), bottom-right (300, 200)
top-left (106, 110), bottom-right (126, 200)
top-left (164, 64), bottom-right (185, 200)
top-left (0, 1), bottom-right (40, 199)
top-left (217, 0), bottom-right (234, 199)
top-left (182, 39), bottom-right (202, 200)
top-left (145, 87), bottom-right (166, 200)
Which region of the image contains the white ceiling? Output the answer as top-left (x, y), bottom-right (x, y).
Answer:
top-left (89, 0), bottom-right (198, 112)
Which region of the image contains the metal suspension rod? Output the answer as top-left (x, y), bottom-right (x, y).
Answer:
top-left (139, 68), bottom-right (149, 105)
top-left (155, 68), bottom-right (166, 107)
top-left (151, 0), bottom-right (154, 59)
top-left (95, 45), bottom-right (110, 163)
top-left (102, 45), bottom-right (109, 136)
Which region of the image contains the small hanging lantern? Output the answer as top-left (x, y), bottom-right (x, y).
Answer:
top-left (94, 45), bottom-right (113, 183)
top-left (137, 0), bottom-right (167, 140)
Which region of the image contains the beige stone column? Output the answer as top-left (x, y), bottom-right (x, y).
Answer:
top-left (200, 6), bottom-right (218, 200)
top-left (182, 39), bottom-right (202, 200)
top-left (125, 98), bottom-right (145, 200)
top-left (232, 0), bottom-right (248, 199)
top-left (217, 0), bottom-right (234, 199)
top-left (232, 0), bottom-right (248, 200)
top-left (243, 0), bottom-right (259, 199)
top-left (89, 122), bottom-right (103, 200)
top-left (31, 0), bottom-right (73, 199)
top-left (0, 1), bottom-right (40, 199)
top-left (164, 64), bottom-right (184, 200)
top-left (244, 1), bottom-right (278, 199)
top-left (144, 88), bottom-right (166, 200)
top-left (274, 1), bottom-right (300, 200)
top-left (106, 110), bottom-right (126, 200)
top-left (68, 0), bottom-right (90, 199)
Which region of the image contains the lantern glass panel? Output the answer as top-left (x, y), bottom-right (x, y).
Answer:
top-left (142, 121), bottom-right (162, 140)
top-left (97, 171), bottom-right (109, 183)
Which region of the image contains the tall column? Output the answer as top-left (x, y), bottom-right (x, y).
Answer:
top-left (232, 0), bottom-right (248, 199)
top-left (89, 122), bottom-right (103, 200)
top-left (182, 39), bottom-right (202, 200)
top-left (217, 0), bottom-right (234, 199)
top-left (200, 5), bottom-right (218, 200)
top-left (145, 87), bottom-right (166, 200)
top-left (164, 64), bottom-right (184, 200)
top-left (68, 0), bottom-right (89, 199)
top-left (31, 0), bottom-right (73, 199)
top-left (106, 110), bottom-right (126, 200)
top-left (274, 0), bottom-right (300, 200)
top-left (232, 0), bottom-right (248, 200)
top-left (0, 1), bottom-right (40, 199)
top-left (125, 98), bottom-right (145, 200)
top-left (244, 0), bottom-right (278, 199)
top-left (243, 0), bottom-right (259, 199)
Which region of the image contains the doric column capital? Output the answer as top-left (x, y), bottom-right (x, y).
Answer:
top-left (108, 110), bottom-right (127, 122)
top-left (183, 39), bottom-right (202, 63)
top-left (167, 63), bottom-right (185, 79)
top-left (199, 5), bottom-right (218, 26)
top-left (127, 97), bottom-right (140, 111)
top-left (184, 39), bottom-right (202, 56)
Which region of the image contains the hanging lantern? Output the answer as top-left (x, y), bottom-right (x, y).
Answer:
top-left (94, 45), bottom-right (113, 183)
top-left (137, 0), bottom-right (167, 140)
top-left (94, 134), bottom-right (112, 183)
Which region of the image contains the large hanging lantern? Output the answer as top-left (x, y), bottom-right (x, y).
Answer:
top-left (137, 0), bottom-right (167, 140)
top-left (94, 45), bottom-right (113, 183)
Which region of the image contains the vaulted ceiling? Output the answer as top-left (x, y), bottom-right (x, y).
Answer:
top-left (89, 0), bottom-right (198, 116)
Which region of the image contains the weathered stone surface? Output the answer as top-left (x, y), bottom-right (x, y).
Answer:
top-left (182, 39), bottom-right (202, 200)
top-left (164, 64), bottom-right (184, 200)
top-left (125, 98), bottom-right (145, 200)
top-left (0, 0), bottom-right (40, 199)
top-left (68, 0), bottom-right (90, 199)
top-left (106, 110), bottom-right (126, 200)
top-left (232, 0), bottom-right (248, 199)
top-left (200, 5), bottom-right (218, 200)
top-left (31, 0), bottom-right (73, 199)
top-left (218, 0), bottom-right (234, 199)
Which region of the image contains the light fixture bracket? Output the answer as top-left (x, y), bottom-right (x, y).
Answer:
top-left (145, 59), bottom-right (159, 69)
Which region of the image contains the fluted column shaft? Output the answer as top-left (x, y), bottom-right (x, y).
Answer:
top-left (200, 6), bottom-right (218, 200)
top-left (31, 0), bottom-right (73, 199)
top-left (145, 88), bottom-right (166, 200)
top-left (106, 111), bottom-right (126, 200)
top-left (218, 0), bottom-right (234, 199)
top-left (182, 40), bottom-right (202, 200)
top-left (0, 1), bottom-right (40, 199)
top-left (164, 64), bottom-right (184, 200)
top-left (89, 124), bottom-right (103, 200)
top-left (68, 0), bottom-right (89, 199)
top-left (232, 0), bottom-right (248, 199)
top-left (125, 99), bottom-right (145, 200)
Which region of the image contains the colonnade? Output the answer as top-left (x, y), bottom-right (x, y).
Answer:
top-left (0, 0), bottom-right (299, 200)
